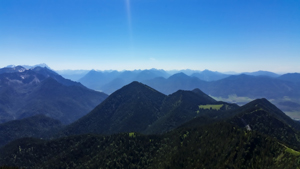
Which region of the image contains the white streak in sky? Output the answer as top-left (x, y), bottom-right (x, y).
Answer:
top-left (125, 0), bottom-right (133, 46)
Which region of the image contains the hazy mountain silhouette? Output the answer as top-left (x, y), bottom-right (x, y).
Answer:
top-left (56, 70), bottom-right (89, 81)
top-left (79, 69), bottom-right (170, 93)
top-left (145, 72), bottom-right (207, 95)
top-left (144, 73), bottom-right (300, 99)
top-left (278, 73), bottom-right (300, 83)
top-left (191, 69), bottom-right (229, 81)
top-left (206, 74), bottom-right (300, 99)
top-left (243, 70), bottom-right (280, 77)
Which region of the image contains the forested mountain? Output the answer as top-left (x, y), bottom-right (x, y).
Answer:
top-left (143, 90), bottom-right (237, 134)
top-left (60, 81), bottom-right (237, 136)
top-left (227, 99), bottom-right (300, 149)
top-left (61, 81), bottom-right (166, 135)
top-left (1, 122), bottom-right (299, 168)
top-left (1, 81), bottom-right (300, 168)
top-left (0, 66), bottom-right (108, 124)
top-left (0, 114), bottom-right (62, 147)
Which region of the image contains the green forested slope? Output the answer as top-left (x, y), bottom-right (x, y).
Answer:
top-left (0, 122), bottom-right (299, 168)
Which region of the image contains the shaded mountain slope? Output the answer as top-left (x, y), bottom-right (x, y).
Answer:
top-left (144, 89), bottom-right (237, 134)
top-left (16, 78), bottom-right (108, 124)
top-left (0, 114), bottom-right (62, 147)
top-left (192, 88), bottom-right (217, 103)
top-left (61, 82), bottom-right (238, 136)
top-left (0, 122), bottom-right (299, 168)
top-left (62, 82), bottom-right (166, 135)
top-left (0, 68), bottom-right (108, 124)
top-left (31, 66), bottom-right (83, 87)
top-left (225, 99), bottom-right (300, 150)
top-left (227, 98), bottom-right (300, 130)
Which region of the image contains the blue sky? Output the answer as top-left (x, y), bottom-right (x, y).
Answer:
top-left (0, 0), bottom-right (299, 72)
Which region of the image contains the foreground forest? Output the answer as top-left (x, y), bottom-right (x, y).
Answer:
top-left (1, 122), bottom-right (300, 168)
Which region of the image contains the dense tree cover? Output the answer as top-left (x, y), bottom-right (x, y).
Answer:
top-left (0, 122), bottom-right (299, 168)
top-left (0, 114), bottom-right (63, 147)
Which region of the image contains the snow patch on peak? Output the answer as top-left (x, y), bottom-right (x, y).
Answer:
top-left (18, 68), bottom-right (26, 72)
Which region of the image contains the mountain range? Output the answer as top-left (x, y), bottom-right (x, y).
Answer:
top-left (70, 68), bottom-right (300, 119)
top-left (0, 81), bottom-right (300, 168)
top-left (0, 66), bottom-right (108, 124)
top-left (1, 64), bottom-right (300, 168)
top-left (71, 68), bottom-right (299, 100)
top-left (60, 81), bottom-right (238, 136)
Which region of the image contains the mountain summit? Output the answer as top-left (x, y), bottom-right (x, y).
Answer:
top-left (62, 81), bottom-right (236, 136)
top-left (63, 81), bottom-right (166, 135)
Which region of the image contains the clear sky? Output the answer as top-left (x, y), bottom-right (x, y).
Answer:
top-left (0, 0), bottom-right (299, 72)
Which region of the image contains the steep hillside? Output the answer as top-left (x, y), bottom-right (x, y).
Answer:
top-left (144, 89), bottom-right (237, 134)
top-left (62, 81), bottom-right (166, 135)
top-left (32, 66), bottom-right (83, 87)
top-left (0, 114), bottom-right (62, 147)
top-left (60, 82), bottom-right (236, 136)
top-left (0, 68), bottom-right (108, 124)
top-left (226, 99), bottom-right (300, 150)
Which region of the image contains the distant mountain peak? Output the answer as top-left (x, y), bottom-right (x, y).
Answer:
top-left (117, 81), bottom-right (158, 93)
top-left (169, 72), bottom-right (189, 78)
top-left (21, 63), bottom-right (51, 70)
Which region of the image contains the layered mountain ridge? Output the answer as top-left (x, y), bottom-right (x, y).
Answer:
top-left (0, 66), bottom-right (108, 124)
top-left (1, 66), bottom-right (300, 168)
